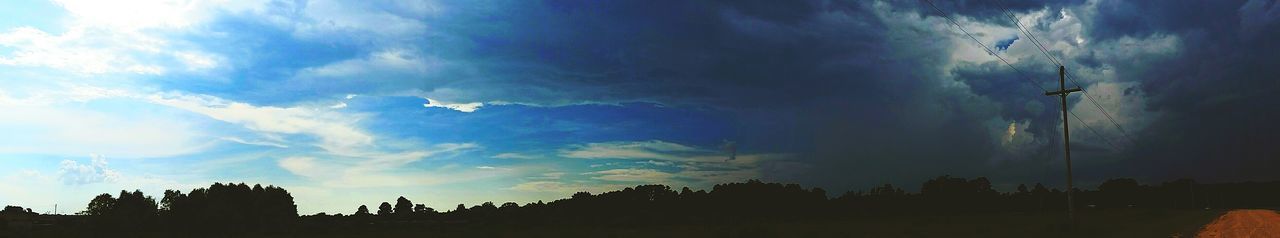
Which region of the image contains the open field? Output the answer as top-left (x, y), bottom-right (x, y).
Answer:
top-left (288, 209), bottom-right (1224, 238)
top-left (9, 209), bottom-right (1227, 237)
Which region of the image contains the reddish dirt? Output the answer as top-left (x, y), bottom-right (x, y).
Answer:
top-left (1197, 209), bottom-right (1280, 238)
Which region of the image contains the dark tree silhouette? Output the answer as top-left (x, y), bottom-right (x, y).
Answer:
top-left (78, 190), bottom-right (158, 233)
top-left (920, 176), bottom-right (1000, 213)
top-left (377, 202), bottom-right (393, 216)
top-left (84, 193), bottom-right (116, 216)
top-left (356, 205), bottom-right (370, 216)
top-left (1098, 178), bottom-right (1143, 208)
top-left (75, 183), bottom-right (296, 235)
top-left (34, 176), bottom-right (1280, 236)
top-left (413, 204), bottom-right (428, 214)
top-left (394, 196), bottom-right (413, 216)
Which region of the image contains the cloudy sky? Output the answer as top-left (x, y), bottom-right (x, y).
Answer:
top-left (1, 0), bottom-right (1277, 214)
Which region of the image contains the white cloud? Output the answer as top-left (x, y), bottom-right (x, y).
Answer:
top-left (276, 143), bottom-right (492, 188)
top-left (298, 49), bottom-right (434, 78)
top-left (2, 157), bottom-right (194, 215)
top-left (984, 117), bottom-right (1045, 161)
top-left (145, 92), bottom-right (374, 154)
top-left (507, 181), bottom-right (628, 194)
top-left (172, 51), bottom-right (221, 71)
top-left (492, 152), bottom-right (537, 159)
top-left (329, 102), bottom-right (348, 109)
top-left (0, 27), bottom-right (169, 75)
top-left (508, 181), bottom-right (576, 192)
top-left (528, 172), bottom-right (565, 180)
top-left (53, 0), bottom-right (207, 30)
top-left (291, 0), bottom-right (431, 40)
top-left (219, 137), bottom-right (289, 148)
top-left (556, 140), bottom-right (795, 187)
top-left (57, 154), bottom-right (121, 185)
top-left (0, 0), bottom-right (278, 76)
top-left (560, 140), bottom-right (702, 161)
top-left (278, 156), bottom-right (327, 179)
top-left (0, 87), bottom-right (208, 157)
top-left (583, 168), bottom-right (675, 183)
top-left (638, 160), bottom-right (674, 166)
top-left (423, 98), bottom-right (483, 113)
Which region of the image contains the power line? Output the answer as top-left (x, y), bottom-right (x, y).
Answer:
top-left (990, 0), bottom-right (1139, 147)
top-left (1064, 72), bottom-right (1139, 145)
top-left (923, 0), bottom-right (1123, 152)
top-left (994, 0), bottom-right (1061, 66)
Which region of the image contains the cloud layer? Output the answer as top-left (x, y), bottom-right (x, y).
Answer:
top-left (2, 0), bottom-right (1279, 214)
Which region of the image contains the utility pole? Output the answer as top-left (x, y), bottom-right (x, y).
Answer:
top-left (1045, 65), bottom-right (1081, 225)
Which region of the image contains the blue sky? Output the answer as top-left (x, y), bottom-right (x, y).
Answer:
top-left (2, 0), bottom-right (1279, 214)
top-left (0, 0), bottom-right (772, 214)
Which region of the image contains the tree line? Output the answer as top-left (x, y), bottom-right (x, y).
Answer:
top-left (76, 183), bottom-right (296, 235)
top-left (8, 175), bottom-right (1280, 236)
top-left (298, 176), bottom-right (1280, 232)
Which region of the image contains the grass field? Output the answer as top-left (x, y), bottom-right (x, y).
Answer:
top-left (301, 209), bottom-right (1225, 238)
top-left (22, 209), bottom-right (1224, 237)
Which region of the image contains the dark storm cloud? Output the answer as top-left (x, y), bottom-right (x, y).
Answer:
top-left (411, 0), bottom-right (1031, 190)
top-left (404, 0), bottom-right (1280, 190)
top-left (1077, 0), bottom-right (1280, 182)
top-left (886, 0), bottom-right (1085, 26)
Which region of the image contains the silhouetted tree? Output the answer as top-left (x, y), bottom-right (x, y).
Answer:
top-left (2, 206), bottom-right (35, 215)
top-left (1098, 178), bottom-right (1143, 208)
top-left (394, 196), bottom-right (413, 216)
top-left (84, 193), bottom-right (116, 216)
top-left (136, 183), bottom-right (298, 235)
top-left (57, 176), bottom-right (1280, 236)
top-left (81, 190), bottom-right (158, 233)
top-left (413, 204), bottom-right (427, 213)
top-left (356, 205), bottom-right (370, 216)
top-left (919, 176), bottom-right (1001, 213)
top-left (377, 202), bottom-right (393, 216)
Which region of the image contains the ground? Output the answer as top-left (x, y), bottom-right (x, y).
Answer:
top-left (20, 209), bottom-right (1227, 237)
top-left (300, 209), bottom-right (1223, 238)
top-left (1196, 209), bottom-right (1280, 238)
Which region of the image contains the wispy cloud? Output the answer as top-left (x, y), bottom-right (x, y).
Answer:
top-left (276, 143), bottom-right (492, 188)
top-left (219, 137), bottom-right (289, 149)
top-left (146, 92), bottom-right (373, 155)
top-left (583, 168), bottom-right (674, 183)
top-left (0, 87), bottom-right (208, 157)
top-left (506, 181), bottom-right (629, 194)
top-left (423, 98), bottom-right (483, 113)
top-left (557, 140), bottom-right (793, 187)
top-left (560, 140), bottom-right (701, 161)
top-left (492, 153), bottom-right (537, 160)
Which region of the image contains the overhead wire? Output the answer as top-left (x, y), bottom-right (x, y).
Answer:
top-left (991, 0), bottom-right (1139, 147)
top-left (923, 0), bottom-right (1124, 152)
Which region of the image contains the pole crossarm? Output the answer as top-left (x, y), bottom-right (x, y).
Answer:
top-left (1045, 87), bottom-right (1081, 96)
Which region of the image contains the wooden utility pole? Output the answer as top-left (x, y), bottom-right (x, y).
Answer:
top-left (1045, 65), bottom-right (1081, 224)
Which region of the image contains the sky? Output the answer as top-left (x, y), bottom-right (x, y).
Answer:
top-left (0, 0), bottom-right (1278, 215)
